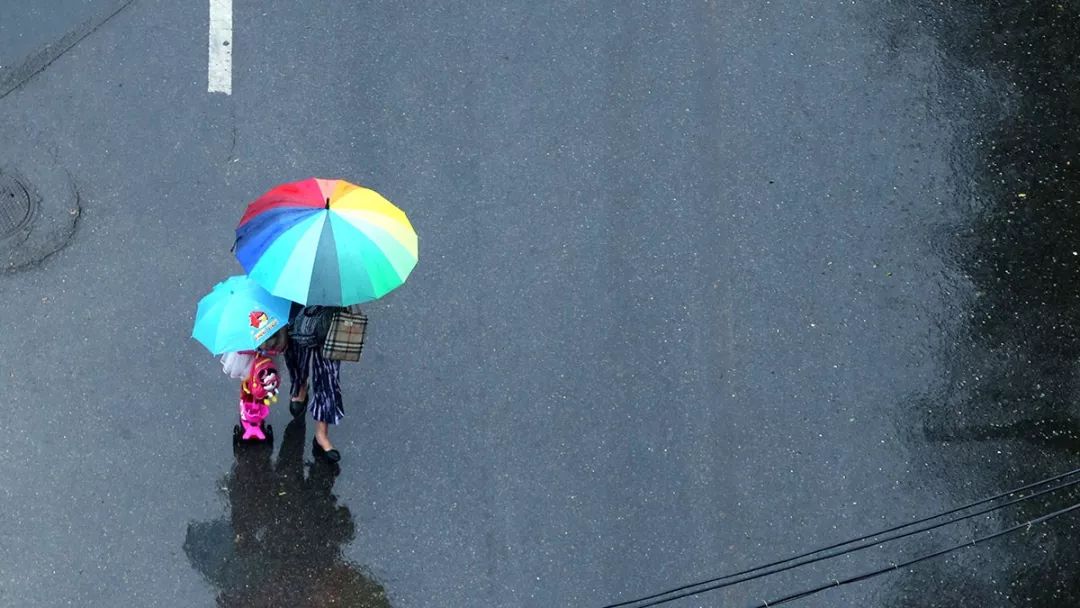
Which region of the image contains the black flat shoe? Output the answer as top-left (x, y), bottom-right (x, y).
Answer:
top-left (289, 399), bottom-right (307, 417)
top-left (312, 437), bottom-right (341, 463)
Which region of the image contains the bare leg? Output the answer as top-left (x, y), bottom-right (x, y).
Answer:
top-left (314, 421), bottom-right (333, 451)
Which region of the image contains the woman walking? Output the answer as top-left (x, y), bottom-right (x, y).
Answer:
top-left (286, 304), bottom-right (345, 463)
top-left (233, 178), bottom-right (413, 465)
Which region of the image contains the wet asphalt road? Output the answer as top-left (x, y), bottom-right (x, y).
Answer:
top-left (1, 1), bottom-right (1079, 607)
top-left (0, 1), bottom-right (102, 70)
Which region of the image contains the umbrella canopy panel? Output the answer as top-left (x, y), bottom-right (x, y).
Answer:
top-left (235, 178), bottom-right (418, 306)
top-left (192, 275), bottom-right (293, 355)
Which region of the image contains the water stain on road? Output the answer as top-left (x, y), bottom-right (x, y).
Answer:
top-left (885, 1), bottom-right (1080, 605)
top-left (184, 419), bottom-right (391, 608)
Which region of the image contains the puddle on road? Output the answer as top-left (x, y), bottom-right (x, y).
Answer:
top-left (882, 1), bottom-right (1080, 606)
top-left (183, 418), bottom-right (391, 607)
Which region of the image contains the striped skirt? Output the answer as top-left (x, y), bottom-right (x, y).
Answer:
top-left (284, 343), bottom-right (344, 425)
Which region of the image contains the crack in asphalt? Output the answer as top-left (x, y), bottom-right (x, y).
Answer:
top-left (0, 0), bottom-right (137, 102)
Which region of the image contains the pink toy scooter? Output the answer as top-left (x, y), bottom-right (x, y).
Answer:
top-left (232, 351), bottom-right (280, 445)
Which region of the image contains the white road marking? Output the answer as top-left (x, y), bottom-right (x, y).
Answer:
top-left (208, 0), bottom-right (232, 94)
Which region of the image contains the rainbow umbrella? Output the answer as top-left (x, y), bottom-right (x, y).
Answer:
top-left (234, 178), bottom-right (418, 306)
top-left (192, 275), bottom-right (292, 355)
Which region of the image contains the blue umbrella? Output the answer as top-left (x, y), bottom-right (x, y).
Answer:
top-left (192, 275), bottom-right (292, 355)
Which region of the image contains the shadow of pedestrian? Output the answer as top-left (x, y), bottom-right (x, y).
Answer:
top-left (183, 418), bottom-right (391, 608)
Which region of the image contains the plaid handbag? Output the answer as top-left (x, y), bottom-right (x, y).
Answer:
top-left (321, 306), bottom-right (368, 362)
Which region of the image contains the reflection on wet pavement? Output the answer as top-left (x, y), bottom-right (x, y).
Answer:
top-left (183, 419), bottom-right (390, 607)
top-left (888, 1), bottom-right (1080, 605)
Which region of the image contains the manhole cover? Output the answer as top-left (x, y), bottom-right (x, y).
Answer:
top-left (0, 173), bottom-right (32, 238)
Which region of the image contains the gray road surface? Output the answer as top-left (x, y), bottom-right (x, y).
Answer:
top-left (1, 1), bottom-right (1078, 607)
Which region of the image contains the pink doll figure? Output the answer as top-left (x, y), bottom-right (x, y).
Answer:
top-left (237, 352), bottom-right (280, 441)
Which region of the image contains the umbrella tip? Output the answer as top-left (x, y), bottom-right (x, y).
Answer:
top-left (325, 197), bottom-right (330, 209)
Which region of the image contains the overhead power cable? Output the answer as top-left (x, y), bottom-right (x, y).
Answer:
top-left (602, 465), bottom-right (1080, 608)
top-left (618, 474), bottom-right (1080, 608)
top-left (750, 499), bottom-right (1080, 608)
